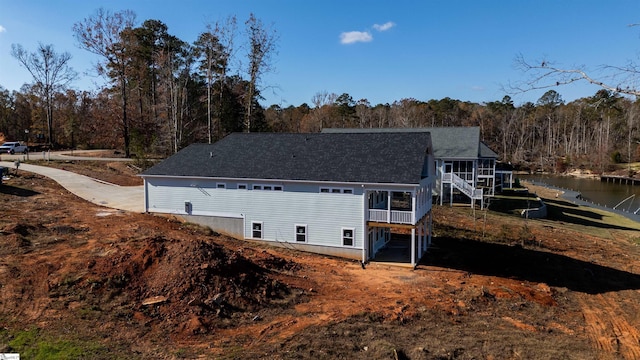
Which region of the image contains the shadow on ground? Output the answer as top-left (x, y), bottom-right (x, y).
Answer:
top-left (490, 193), bottom-right (639, 231)
top-left (543, 199), bottom-right (640, 231)
top-left (0, 184), bottom-right (40, 197)
top-left (421, 236), bottom-right (640, 294)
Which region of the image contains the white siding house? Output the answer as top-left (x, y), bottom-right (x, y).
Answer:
top-left (323, 127), bottom-right (502, 208)
top-left (141, 132), bottom-right (435, 267)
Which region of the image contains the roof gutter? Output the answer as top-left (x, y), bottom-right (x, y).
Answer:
top-left (138, 174), bottom-right (421, 188)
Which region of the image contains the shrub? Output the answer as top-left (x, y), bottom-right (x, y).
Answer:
top-left (611, 151), bottom-right (622, 164)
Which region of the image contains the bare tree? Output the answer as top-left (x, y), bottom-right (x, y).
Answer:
top-left (195, 15), bottom-right (237, 142)
top-left (73, 8), bottom-right (136, 157)
top-left (310, 91), bottom-right (336, 131)
top-left (626, 103), bottom-right (638, 175)
top-left (244, 13), bottom-right (277, 132)
top-left (11, 43), bottom-right (76, 147)
top-left (511, 51), bottom-right (640, 97)
top-left (355, 98), bottom-right (372, 128)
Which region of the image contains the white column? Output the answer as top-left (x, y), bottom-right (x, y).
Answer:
top-left (362, 188), bottom-right (367, 263)
top-left (387, 191), bottom-right (391, 223)
top-left (450, 183), bottom-right (453, 206)
top-left (421, 218), bottom-right (426, 255)
top-left (424, 216), bottom-right (429, 248)
top-left (428, 211), bottom-right (433, 246)
top-left (411, 227), bottom-right (416, 266)
top-left (411, 190), bottom-right (416, 224)
top-left (417, 223), bottom-right (422, 258)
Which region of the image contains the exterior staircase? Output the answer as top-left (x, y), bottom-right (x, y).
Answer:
top-left (443, 173), bottom-right (483, 204)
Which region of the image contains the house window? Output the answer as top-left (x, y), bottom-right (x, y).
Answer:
top-left (321, 187), bottom-right (354, 194)
top-left (252, 222), bottom-right (263, 239)
top-left (295, 225), bottom-right (307, 242)
top-left (217, 183), bottom-right (226, 189)
top-left (342, 228), bottom-right (354, 247)
top-left (238, 184), bottom-right (247, 190)
top-left (250, 184), bottom-right (282, 191)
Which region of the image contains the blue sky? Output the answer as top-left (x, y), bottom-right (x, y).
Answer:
top-left (1, 1), bottom-right (640, 107)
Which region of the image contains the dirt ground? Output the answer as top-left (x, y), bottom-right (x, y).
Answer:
top-left (1, 165), bottom-right (640, 359)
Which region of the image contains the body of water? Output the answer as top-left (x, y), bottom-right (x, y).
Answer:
top-left (520, 174), bottom-right (640, 220)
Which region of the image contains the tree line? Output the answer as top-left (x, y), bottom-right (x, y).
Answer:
top-left (264, 89), bottom-right (639, 173)
top-left (0, 8), bottom-right (638, 173)
top-left (2, 9), bottom-right (276, 158)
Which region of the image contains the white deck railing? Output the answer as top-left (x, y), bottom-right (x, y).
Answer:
top-left (391, 210), bottom-right (412, 224)
top-left (443, 173), bottom-right (483, 200)
top-left (368, 209), bottom-right (413, 224)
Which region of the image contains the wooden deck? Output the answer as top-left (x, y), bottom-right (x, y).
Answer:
top-left (601, 175), bottom-right (640, 185)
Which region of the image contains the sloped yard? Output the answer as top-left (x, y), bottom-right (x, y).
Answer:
top-left (0, 167), bottom-right (639, 358)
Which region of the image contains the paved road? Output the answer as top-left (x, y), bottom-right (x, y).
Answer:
top-left (0, 161), bottom-right (144, 213)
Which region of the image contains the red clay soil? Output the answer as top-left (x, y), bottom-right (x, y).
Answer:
top-left (1, 168), bottom-right (640, 359)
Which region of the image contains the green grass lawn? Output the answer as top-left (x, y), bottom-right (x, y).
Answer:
top-left (488, 190), bottom-right (543, 216)
top-left (490, 187), bottom-right (640, 239)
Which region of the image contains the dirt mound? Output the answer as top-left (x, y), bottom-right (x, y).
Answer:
top-left (0, 234), bottom-right (31, 253)
top-left (0, 222), bottom-right (42, 254)
top-left (85, 236), bottom-right (299, 335)
top-left (2, 222), bottom-right (40, 237)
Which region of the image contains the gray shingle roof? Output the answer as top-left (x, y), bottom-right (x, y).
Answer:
top-left (480, 141), bottom-right (498, 159)
top-left (141, 132), bottom-right (432, 184)
top-left (322, 127), bottom-right (483, 159)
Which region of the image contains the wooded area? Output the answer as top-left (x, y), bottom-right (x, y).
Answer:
top-left (0, 8), bottom-right (638, 173)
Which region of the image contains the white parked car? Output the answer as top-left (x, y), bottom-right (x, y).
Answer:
top-left (0, 142), bottom-right (29, 154)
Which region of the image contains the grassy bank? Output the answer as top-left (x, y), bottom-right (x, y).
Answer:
top-left (498, 182), bottom-right (640, 240)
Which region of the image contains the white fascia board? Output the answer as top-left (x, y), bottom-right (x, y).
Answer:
top-left (139, 174), bottom-right (420, 188)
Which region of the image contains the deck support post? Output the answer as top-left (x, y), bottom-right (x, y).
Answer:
top-left (417, 222), bottom-right (422, 258)
top-left (428, 211), bottom-right (432, 246)
top-left (411, 228), bottom-right (416, 266)
top-left (387, 191), bottom-right (391, 223)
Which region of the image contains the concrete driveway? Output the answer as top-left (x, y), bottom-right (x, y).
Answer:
top-left (0, 161), bottom-right (144, 213)
top-left (0, 149), bottom-right (132, 162)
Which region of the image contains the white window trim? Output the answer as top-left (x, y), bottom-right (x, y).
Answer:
top-left (342, 227), bottom-right (355, 247)
top-left (216, 183), bottom-right (226, 189)
top-left (252, 184), bottom-right (283, 191)
top-left (294, 224), bottom-right (308, 243)
top-left (251, 221), bottom-right (263, 239)
top-left (238, 183), bottom-right (248, 190)
top-left (319, 186), bottom-right (354, 194)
